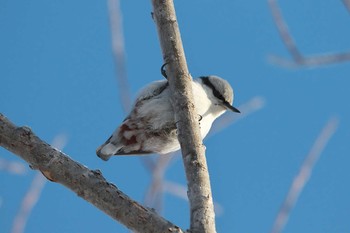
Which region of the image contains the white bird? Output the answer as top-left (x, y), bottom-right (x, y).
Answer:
top-left (96, 75), bottom-right (240, 161)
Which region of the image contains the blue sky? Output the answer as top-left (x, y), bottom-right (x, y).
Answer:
top-left (1, 1), bottom-right (350, 233)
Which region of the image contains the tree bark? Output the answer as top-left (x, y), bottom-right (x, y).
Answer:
top-left (0, 113), bottom-right (184, 233)
top-left (151, 1), bottom-right (216, 232)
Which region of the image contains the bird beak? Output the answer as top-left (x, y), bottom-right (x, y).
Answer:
top-left (223, 101), bottom-right (240, 113)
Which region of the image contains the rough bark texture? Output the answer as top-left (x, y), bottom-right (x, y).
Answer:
top-left (0, 113), bottom-right (184, 233)
top-left (151, 1), bottom-right (216, 232)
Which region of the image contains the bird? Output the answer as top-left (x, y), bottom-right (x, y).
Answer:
top-left (96, 75), bottom-right (240, 161)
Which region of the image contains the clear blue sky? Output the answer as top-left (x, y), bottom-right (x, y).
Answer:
top-left (1, 1), bottom-right (350, 233)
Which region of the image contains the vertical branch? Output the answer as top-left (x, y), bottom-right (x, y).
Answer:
top-left (108, 0), bottom-right (131, 112)
top-left (270, 117), bottom-right (339, 233)
top-left (151, 1), bottom-right (216, 232)
top-left (144, 155), bottom-right (174, 213)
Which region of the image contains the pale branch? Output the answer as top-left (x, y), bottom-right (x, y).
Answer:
top-left (268, 0), bottom-right (302, 62)
top-left (268, 53), bottom-right (350, 68)
top-left (268, 0), bottom-right (350, 67)
top-left (270, 117), bottom-right (339, 233)
top-left (108, 0), bottom-right (131, 113)
top-left (151, 0), bottom-right (216, 232)
top-left (0, 158), bottom-right (26, 175)
top-left (0, 113), bottom-right (184, 233)
top-left (11, 172), bottom-right (47, 233)
top-left (144, 155), bottom-right (175, 213)
top-left (343, 0), bottom-right (350, 13)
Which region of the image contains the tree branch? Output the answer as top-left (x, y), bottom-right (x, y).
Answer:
top-left (268, 0), bottom-right (350, 68)
top-left (108, 0), bottom-right (131, 113)
top-left (151, 1), bottom-right (216, 232)
top-left (343, 0), bottom-right (350, 13)
top-left (270, 117), bottom-right (339, 233)
top-left (0, 113), bottom-right (184, 233)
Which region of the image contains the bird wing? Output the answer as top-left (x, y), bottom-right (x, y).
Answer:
top-left (135, 80), bottom-right (169, 103)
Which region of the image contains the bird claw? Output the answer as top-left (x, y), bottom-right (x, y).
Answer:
top-left (198, 114), bottom-right (203, 122)
top-left (161, 62), bottom-right (168, 79)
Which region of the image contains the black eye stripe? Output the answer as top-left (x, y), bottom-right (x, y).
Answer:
top-left (201, 77), bottom-right (227, 103)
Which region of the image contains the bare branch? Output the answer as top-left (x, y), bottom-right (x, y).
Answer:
top-left (268, 53), bottom-right (350, 68)
top-left (268, 0), bottom-right (350, 67)
top-left (267, 0), bottom-right (303, 62)
top-left (0, 158), bottom-right (26, 175)
top-left (151, 0), bottom-right (216, 232)
top-left (343, 0), bottom-right (350, 13)
top-left (270, 117), bottom-right (339, 233)
top-left (144, 155), bottom-right (175, 212)
top-left (11, 173), bottom-right (46, 233)
top-left (162, 181), bottom-right (224, 216)
top-left (0, 113), bottom-right (184, 233)
top-left (108, 0), bottom-right (131, 112)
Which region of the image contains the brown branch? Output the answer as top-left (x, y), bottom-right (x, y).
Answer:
top-left (0, 113), bottom-right (184, 233)
top-left (151, 0), bottom-right (216, 232)
top-left (270, 117), bottom-right (339, 233)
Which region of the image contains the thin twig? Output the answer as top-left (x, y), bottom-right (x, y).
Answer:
top-left (270, 117), bottom-right (339, 233)
top-left (0, 159), bottom-right (26, 175)
top-left (144, 155), bottom-right (175, 212)
top-left (268, 53), bottom-right (350, 68)
top-left (140, 156), bottom-right (157, 173)
top-left (11, 173), bottom-right (46, 233)
top-left (343, 0), bottom-right (350, 13)
top-left (267, 0), bottom-right (303, 62)
top-left (268, 0), bottom-right (350, 67)
top-left (108, 0), bottom-right (131, 112)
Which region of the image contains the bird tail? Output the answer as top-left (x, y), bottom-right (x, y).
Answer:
top-left (96, 140), bottom-right (120, 161)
